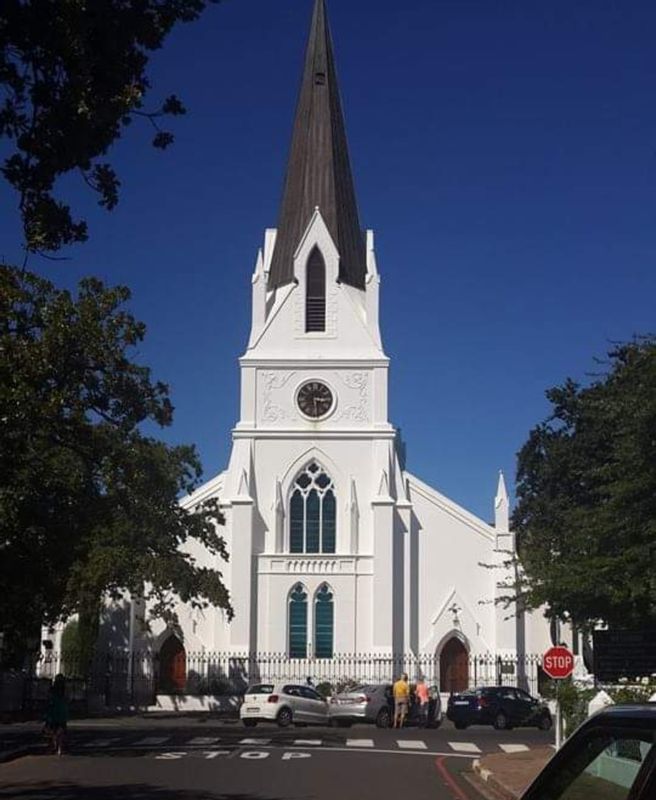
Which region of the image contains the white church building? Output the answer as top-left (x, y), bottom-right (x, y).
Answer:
top-left (50, 0), bottom-right (559, 696)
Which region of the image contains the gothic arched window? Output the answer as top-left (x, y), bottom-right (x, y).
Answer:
top-left (288, 583), bottom-right (308, 658)
top-left (305, 247), bottom-right (326, 332)
top-left (314, 584), bottom-right (334, 658)
top-left (289, 463), bottom-right (336, 554)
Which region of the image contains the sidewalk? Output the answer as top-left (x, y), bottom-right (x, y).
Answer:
top-left (470, 746), bottom-right (554, 800)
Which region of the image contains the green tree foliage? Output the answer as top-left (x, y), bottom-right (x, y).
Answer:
top-left (513, 338), bottom-right (656, 630)
top-left (0, 0), bottom-right (216, 253)
top-left (0, 266), bottom-right (232, 664)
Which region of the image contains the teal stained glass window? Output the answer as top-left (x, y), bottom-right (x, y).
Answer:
top-left (290, 490), bottom-right (304, 553)
top-left (288, 464), bottom-right (336, 553)
top-left (322, 490), bottom-right (336, 553)
top-left (314, 584), bottom-right (334, 658)
top-left (306, 490), bottom-right (320, 552)
top-left (288, 584), bottom-right (308, 658)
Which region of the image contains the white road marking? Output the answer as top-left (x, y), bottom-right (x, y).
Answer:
top-left (448, 741), bottom-right (482, 753)
top-left (283, 752), bottom-right (312, 760)
top-left (397, 740), bottom-right (428, 750)
top-left (189, 737), bottom-right (220, 745)
top-left (346, 738), bottom-right (375, 748)
top-left (82, 738), bottom-right (118, 748)
top-left (239, 738), bottom-right (271, 746)
top-left (240, 751), bottom-right (270, 759)
top-left (155, 752), bottom-right (186, 760)
top-left (135, 736), bottom-right (170, 745)
top-left (203, 750), bottom-right (231, 759)
top-left (293, 739), bottom-right (322, 746)
top-left (499, 744), bottom-right (530, 753)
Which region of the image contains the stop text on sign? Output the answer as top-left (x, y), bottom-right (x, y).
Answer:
top-left (542, 646), bottom-right (574, 679)
top-left (545, 655), bottom-right (571, 669)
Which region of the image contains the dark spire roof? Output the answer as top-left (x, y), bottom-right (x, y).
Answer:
top-left (268, 0), bottom-right (366, 291)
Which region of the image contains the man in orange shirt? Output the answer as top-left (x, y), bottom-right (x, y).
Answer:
top-left (392, 673), bottom-right (410, 728)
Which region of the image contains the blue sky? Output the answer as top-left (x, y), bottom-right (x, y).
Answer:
top-left (2, 0), bottom-right (655, 521)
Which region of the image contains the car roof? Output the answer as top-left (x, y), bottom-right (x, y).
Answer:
top-left (589, 703), bottom-right (656, 723)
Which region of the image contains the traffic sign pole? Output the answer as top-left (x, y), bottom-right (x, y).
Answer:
top-left (542, 646), bottom-right (575, 750)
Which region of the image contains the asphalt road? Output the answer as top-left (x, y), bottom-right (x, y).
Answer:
top-left (0, 720), bottom-right (554, 800)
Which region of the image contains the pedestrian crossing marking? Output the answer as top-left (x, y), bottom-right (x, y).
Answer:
top-left (239, 738), bottom-right (271, 745)
top-left (83, 738), bottom-right (118, 748)
top-left (397, 740), bottom-right (428, 750)
top-left (135, 736), bottom-right (170, 745)
top-left (448, 741), bottom-right (481, 753)
top-left (293, 739), bottom-right (322, 746)
top-left (189, 737), bottom-right (220, 745)
top-left (346, 738), bottom-right (374, 748)
top-left (499, 744), bottom-right (530, 753)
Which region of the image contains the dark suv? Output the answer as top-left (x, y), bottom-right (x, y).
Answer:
top-left (446, 685), bottom-right (552, 731)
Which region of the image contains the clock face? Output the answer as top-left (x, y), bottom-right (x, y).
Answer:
top-left (297, 381), bottom-right (333, 419)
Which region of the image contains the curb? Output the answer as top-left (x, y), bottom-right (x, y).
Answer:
top-left (0, 744), bottom-right (42, 765)
top-left (472, 758), bottom-right (519, 800)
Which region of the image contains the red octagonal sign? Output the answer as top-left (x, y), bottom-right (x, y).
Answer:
top-left (542, 646), bottom-right (575, 679)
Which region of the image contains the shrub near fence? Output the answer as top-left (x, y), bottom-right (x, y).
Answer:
top-left (6, 650), bottom-right (545, 713)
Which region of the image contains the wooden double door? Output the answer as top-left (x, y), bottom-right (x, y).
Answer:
top-left (158, 636), bottom-right (186, 693)
top-left (440, 637), bottom-right (469, 693)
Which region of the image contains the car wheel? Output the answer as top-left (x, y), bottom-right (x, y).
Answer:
top-left (277, 707), bottom-right (293, 728)
top-left (376, 708), bottom-right (392, 728)
top-left (493, 712), bottom-right (510, 730)
top-left (454, 721), bottom-right (468, 730)
top-left (538, 714), bottom-right (553, 731)
top-left (242, 720), bottom-right (257, 728)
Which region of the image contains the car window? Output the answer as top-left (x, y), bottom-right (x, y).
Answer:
top-left (282, 685), bottom-right (300, 697)
top-left (516, 689), bottom-right (532, 702)
top-left (532, 727), bottom-right (655, 800)
top-left (247, 684), bottom-right (275, 694)
top-left (300, 687), bottom-right (323, 701)
top-left (500, 688), bottom-right (516, 700)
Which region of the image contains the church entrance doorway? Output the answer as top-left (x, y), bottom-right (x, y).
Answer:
top-left (439, 637), bottom-right (469, 693)
top-left (158, 636), bottom-right (186, 693)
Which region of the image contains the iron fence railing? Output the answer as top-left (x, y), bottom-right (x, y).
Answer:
top-left (0, 650), bottom-right (549, 713)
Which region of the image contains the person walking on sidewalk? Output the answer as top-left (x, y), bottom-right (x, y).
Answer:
top-left (44, 674), bottom-right (69, 756)
top-left (392, 673), bottom-right (410, 728)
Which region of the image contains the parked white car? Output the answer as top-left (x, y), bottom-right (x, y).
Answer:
top-left (240, 682), bottom-right (330, 727)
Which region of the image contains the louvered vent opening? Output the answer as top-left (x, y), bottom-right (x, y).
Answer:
top-left (306, 247), bottom-right (326, 332)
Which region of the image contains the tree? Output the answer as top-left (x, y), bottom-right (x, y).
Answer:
top-left (1, 0), bottom-right (216, 255)
top-left (513, 337), bottom-right (656, 631)
top-left (0, 2), bottom-right (232, 667)
top-left (0, 267), bottom-right (232, 666)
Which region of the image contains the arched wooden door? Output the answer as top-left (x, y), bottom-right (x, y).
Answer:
top-left (439, 637), bottom-right (469, 693)
top-left (159, 636), bottom-right (186, 693)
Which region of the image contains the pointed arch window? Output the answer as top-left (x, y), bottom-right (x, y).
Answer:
top-left (305, 247), bottom-right (326, 332)
top-left (288, 583), bottom-right (308, 658)
top-left (314, 584), bottom-right (334, 659)
top-left (289, 463), bottom-right (336, 554)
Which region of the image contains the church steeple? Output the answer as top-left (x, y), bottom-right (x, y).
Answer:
top-left (268, 0), bottom-right (366, 291)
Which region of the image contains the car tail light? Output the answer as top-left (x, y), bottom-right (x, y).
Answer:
top-left (477, 696), bottom-right (489, 709)
top-left (356, 695), bottom-right (370, 704)
top-left (267, 694), bottom-right (279, 703)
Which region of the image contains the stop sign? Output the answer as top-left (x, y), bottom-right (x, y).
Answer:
top-left (542, 646), bottom-right (575, 679)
